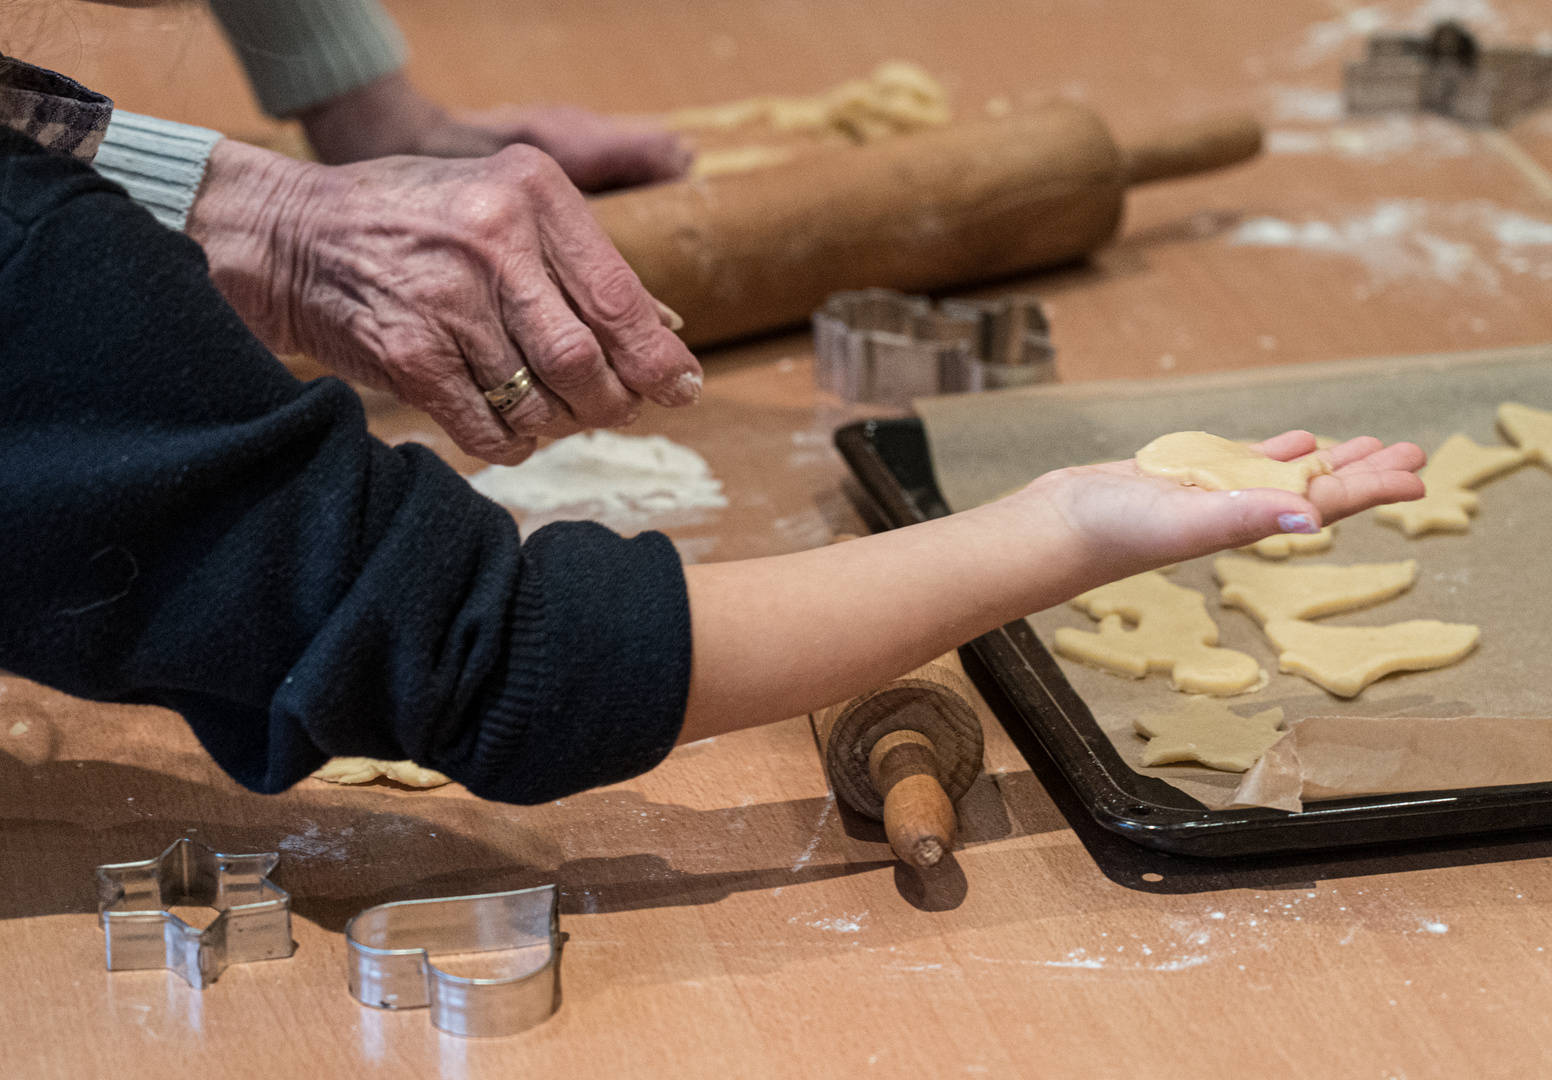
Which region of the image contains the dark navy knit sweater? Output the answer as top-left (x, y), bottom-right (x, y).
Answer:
top-left (0, 125), bottom-right (691, 803)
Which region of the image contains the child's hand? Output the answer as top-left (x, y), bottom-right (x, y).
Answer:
top-left (1019, 430), bottom-right (1425, 579)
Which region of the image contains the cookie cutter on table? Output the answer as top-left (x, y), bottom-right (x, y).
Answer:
top-left (1345, 20), bottom-right (1552, 127)
top-left (813, 287), bottom-right (1056, 406)
top-left (95, 838), bottom-right (295, 988)
top-left (345, 884), bottom-right (562, 1038)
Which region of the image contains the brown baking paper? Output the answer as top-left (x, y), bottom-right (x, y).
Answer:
top-left (915, 345), bottom-right (1552, 811)
top-left (1231, 716), bottom-right (1552, 813)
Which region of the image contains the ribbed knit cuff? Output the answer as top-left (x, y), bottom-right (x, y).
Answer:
top-left (461, 522), bottom-right (692, 805)
top-left (208, 0), bottom-right (408, 118)
top-left (92, 111), bottom-right (223, 231)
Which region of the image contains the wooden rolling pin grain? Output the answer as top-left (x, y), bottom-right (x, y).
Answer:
top-left (812, 652), bottom-right (985, 869)
top-left (592, 104), bottom-right (1262, 347)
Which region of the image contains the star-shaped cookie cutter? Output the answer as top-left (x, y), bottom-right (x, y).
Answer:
top-left (345, 884), bottom-right (561, 1038)
top-left (95, 838), bottom-right (295, 989)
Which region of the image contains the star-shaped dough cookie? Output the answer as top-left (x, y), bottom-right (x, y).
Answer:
top-left (1499, 402), bottom-right (1552, 467)
top-left (1134, 696), bottom-right (1286, 771)
top-left (1373, 433), bottom-right (1523, 536)
top-left (1054, 571), bottom-right (1266, 695)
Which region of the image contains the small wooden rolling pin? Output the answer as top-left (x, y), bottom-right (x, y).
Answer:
top-left (591, 103), bottom-right (1261, 347)
top-left (812, 652), bottom-right (985, 870)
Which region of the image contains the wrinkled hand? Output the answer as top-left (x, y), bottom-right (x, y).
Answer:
top-left (298, 72), bottom-right (690, 193)
top-left (188, 139), bottom-right (702, 464)
top-left (1019, 431), bottom-right (1426, 583)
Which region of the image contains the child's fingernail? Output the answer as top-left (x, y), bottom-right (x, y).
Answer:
top-left (1278, 512), bottom-right (1319, 534)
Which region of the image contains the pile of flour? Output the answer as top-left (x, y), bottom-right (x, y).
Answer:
top-left (468, 430), bottom-right (728, 516)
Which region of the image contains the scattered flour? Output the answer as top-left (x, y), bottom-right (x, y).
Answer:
top-left (809, 912), bottom-right (868, 933)
top-left (1229, 199), bottom-right (1552, 289)
top-left (1266, 115), bottom-right (1474, 160)
top-left (468, 431), bottom-right (729, 517)
top-left (1272, 86), bottom-right (1345, 123)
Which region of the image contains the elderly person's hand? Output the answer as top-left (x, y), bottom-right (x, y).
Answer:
top-left (187, 138), bottom-right (702, 465)
top-left (296, 72), bottom-right (690, 193)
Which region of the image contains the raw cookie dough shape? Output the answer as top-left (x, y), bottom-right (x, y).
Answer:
top-left (1215, 556), bottom-right (1418, 623)
top-left (313, 758), bottom-right (452, 789)
top-left (1134, 696), bottom-right (1287, 772)
top-left (1241, 525), bottom-right (1335, 560)
top-left (1136, 431), bottom-right (1331, 494)
top-left (1499, 401), bottom-right (1552, 466)
top-left (1261, 619), bottom-right (1480, 698)
top-left (1373, 433), bottom-right (1523, 536)
top-left (1054, 571), bottom-right (1267, 696)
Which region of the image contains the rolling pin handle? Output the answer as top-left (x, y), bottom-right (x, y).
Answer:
top-left (1119, 112), bottom-right (1263, 186)
top-left (869, 731), bottom-right (958, 869)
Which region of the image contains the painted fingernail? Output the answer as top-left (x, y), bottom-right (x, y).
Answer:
top-left (1278, 512), bottom-right (1319, 534)
top-left (654, 299), bottom-right (685, 332)
top-left (651, 370), bottom-right (703, 407)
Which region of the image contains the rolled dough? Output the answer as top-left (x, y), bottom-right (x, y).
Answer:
top-left (1241, 525), bottom-right (1335, 560)
top-left (1134, 696), bottom-right (1286, 771)
top-left (312, 758), bottom-right (452, 788)
top-left (1499, 401), bottom-right (1552, 467)
top-left (1262, 618), bottom-right (1480, 697)
top-left (1054, 571), bottom-right (1267, 696)
top-left (1373, 433), bottom-right (1523, 536)
top-left (1135, 431), bottom-right (1331, 494)
top-left (1215, 556), bottom-right (1418, 623)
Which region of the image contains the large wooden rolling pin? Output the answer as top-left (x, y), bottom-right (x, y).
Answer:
top-left (591, 103), bottom-right (1262, 347)
top-left (812, 652), bottom-right (985, 870)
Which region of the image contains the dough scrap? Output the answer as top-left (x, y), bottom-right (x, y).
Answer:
top-left (1136, 431), bottom-right (1331, 494)
top-left (1241, 525), bottom-right (1335, 560)
top-left (691, 145), bottom-right (796, 178)
top-left (312, 757), bottom-right (452, 788)
top-left (669, 61), bottom-right (950, 142)
top-left (1054, 571), bottom-right (1267, 696)
top-left (1215, 556), bottom-right (1418, 623)
top-left (1373, 433), bottom-right (1523, 536)
top-left (1262, 618), bottom-right (1480, 697)
top-left (1499, 401), bottom-right (1552, 466)
top-left (1135, 696), bottom-right (1287, 772)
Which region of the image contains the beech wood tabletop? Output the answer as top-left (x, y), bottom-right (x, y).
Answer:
top-left (7, 1), bottom-right (1552, 1077)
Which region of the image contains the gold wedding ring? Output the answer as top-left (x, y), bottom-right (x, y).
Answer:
top-left (484, 366), bottom-right (535, 412)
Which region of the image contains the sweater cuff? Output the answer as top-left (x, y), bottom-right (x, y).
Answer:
top-left (208, 0), bottom-right (409, 118)
top-left (92, 111), bottom-right (223, 231)
top-left (460, 522), bottom-right (692, 805)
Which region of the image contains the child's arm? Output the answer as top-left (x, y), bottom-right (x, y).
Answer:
top-left (679, 432), bottom-right (1424, 742)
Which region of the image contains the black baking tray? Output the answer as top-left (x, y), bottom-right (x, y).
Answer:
top-left (836, 416), bottom-right (1552, 857)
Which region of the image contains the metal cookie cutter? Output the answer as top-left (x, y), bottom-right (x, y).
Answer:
top-left (95, 838), bottom-right (295, 988)
top-left (813, 287), bottom-right (1056, 406)
top-left (1345, 20), bottom-right (1552, 127)
top-left (346, 885), bottom-right (562, 1038)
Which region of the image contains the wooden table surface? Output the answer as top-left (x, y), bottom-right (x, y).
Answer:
top-left (9, 1), bottom-right (1552, 1077)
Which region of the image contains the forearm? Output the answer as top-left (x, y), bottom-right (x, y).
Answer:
top-left (185, 138), bottom-right (322, 353)
top-left (680, 495), bottom-right (1089, 741)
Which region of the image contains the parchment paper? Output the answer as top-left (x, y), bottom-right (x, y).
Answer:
top-left (915, 345), bottom-right (1552, 810)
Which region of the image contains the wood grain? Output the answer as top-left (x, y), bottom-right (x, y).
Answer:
top-left (8, 0), bottom-right (1552, 1077)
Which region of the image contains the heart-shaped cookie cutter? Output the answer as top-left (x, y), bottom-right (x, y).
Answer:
top-left (345, 884), bottom-right (561, 1038)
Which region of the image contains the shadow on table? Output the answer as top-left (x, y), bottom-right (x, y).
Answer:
top-left (2, 749), bottom-right (1033, 927)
